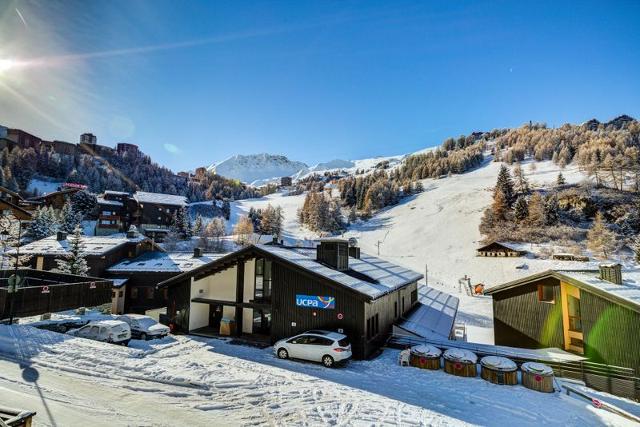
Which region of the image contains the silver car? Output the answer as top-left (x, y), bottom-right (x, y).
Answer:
top-left (116, 314), bottom-right (170, 340)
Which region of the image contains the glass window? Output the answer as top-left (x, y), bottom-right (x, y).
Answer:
top-left (567, 294), bottom-right (582, 332)
top-left (131, 287), bottom-right (139, 299)
top-left (538, 285), bottom-right (555, 303)
top-left (252, 308), bottom-right (271, 335)
top-left (254, 258), bottom-right (272, 301)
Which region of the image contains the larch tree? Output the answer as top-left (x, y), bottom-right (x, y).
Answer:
top-left (513, 163), bottom-right (529, 195)
top-left (587, 212), bottom-right (616, 259)
top-left (492, 189), bottom-right (508, 221)
top-left (54, 225), bottom-right (89, 276)
top-left (527, 192), bottom-right (545, 226)
top-left (233, 215), bottom-right (254, 246)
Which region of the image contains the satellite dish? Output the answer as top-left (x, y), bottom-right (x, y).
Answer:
top-left (348, 237), bottom-right (358, 247)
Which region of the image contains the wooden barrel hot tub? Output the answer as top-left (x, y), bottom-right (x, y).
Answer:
top-left (480, 356), bottom-right (518, 385)
top-left (521, 362), bottom-right (554, 393)
top-left (443, 348), bottom-right (477, 377)
top-left (409, 344), bottom-right (442, 370)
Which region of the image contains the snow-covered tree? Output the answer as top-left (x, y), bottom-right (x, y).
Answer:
top-left (543, 194), bottom-right (560, 225)
top-left (233, 215), bottom-right (254, 246)
top-left (0, 214), bottom-right (31, 269)
top-left (513, 163), bottom-right (529, 195)
top-left (193, 214), bottom-right (204, 236)
top-left (587, 212), bottom-right (616, 258)
top-left (513, 196), bottom-right (529, 222)
top-left (28, 206), bottom-right (59, 239)
top-left (556, 172), bottom-right (566, 186)
top-left (260, 204), bottom-right (284, 240)
top-left (70, 190), bottom-right (97, 216)
top-left (54, 225), bottom-right (89, 276)
top-left (171, 206), bottom-right (192, 239)
top-left (204, 217), bottom-right (226, 251)
top-left (494, 165), bottom-right (515, 206)
top-left (59, 200), bottom-right (83, 234)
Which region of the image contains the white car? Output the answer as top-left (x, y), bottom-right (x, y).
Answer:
top-left (274, 330), bottom-right (352, 367)
top-left (68, 320), bottom-right (131, 346)
top-left (116, 314), bottom-right (170, 340)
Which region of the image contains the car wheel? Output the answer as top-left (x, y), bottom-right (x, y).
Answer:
top-left (140, 333), bottom-right (147, 341)
top-left (322, 355), bottom-right (334, 368)
top-left (277, 348), bottom-right (289, 359)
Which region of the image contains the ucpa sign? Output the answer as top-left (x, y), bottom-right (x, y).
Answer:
top-left (296, 294), bottom-right (335, 310)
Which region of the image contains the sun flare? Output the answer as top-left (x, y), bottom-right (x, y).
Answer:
top-left (0, 58), bottom-right (17, 73)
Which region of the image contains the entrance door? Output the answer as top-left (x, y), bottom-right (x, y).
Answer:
top-left (209, 304), bottom-right (223, 332)
top-left (561, 282), bottom-right (584, 354)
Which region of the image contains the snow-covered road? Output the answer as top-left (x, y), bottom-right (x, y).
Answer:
top-left (1, 325), bottom-right (635, 426)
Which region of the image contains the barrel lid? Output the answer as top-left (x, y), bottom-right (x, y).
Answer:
top-left (410, 344), bottom-right (442, 358)
top-left (443, 348), bottom-right (477, 364)
top-left (521, 362), bottom-right (553, 375)
top-left (480, 356), bottom-right (517, 371)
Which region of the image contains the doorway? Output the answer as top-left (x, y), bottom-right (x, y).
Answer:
top-left (561, 282), bottom-right (584, 354)
top-left (209, 304), bottom-right (223, 331)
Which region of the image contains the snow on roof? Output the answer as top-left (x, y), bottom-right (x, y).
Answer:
top-left (14, 233), bottom-right (146, 256)
top-left (257, 245), bottom-right (423, 299)
top-left (104, 190), bottom-right (130, 196)
top-left (107, 251), bottom-right (225, 273)
top-left (133, 191), bottom-right (187, 206)
top-left (96, 197), bottom-right (123, 207)
top-left (557, 269), bottom-right (640, 309)
top-left (111, 278), bottom-right (129, 288)
top-left (395, 287), bottom-right (459, 340)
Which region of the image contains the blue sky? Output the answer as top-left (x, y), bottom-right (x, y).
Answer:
top-left (1, 1), bottom-right (639, 171)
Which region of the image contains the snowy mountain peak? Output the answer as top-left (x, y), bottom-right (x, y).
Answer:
top-left (207, 153), bottom-right (309, 185)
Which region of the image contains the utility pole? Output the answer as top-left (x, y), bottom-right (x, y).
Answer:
top-left (8, 219), bottom-right (22, 325)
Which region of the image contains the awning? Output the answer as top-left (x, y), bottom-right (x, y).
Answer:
top-left (395, 287), bottom-right (459, 340)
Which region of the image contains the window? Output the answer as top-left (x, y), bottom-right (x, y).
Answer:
top-left (394, 301), bottom-right (398, 318)
top-left (119, 291), bottom-right (123, 297)
top-left (112, 291), bottom-right (116, 298)
top-left (367, 314), bottom-right (380, 340)
top-left (538, 285), bottom-right (555, 303)
top-left (254, 258), bottom-right (272, 301)
top-left (131, 287), bottom-right (139, 299)
top-left (253, 309), bottom-right (271, 335)
top-left (411, 289), bottom-right (418, 305)
top-left (402, 297), bottom-right (405, 313)
top-left (567, 294), bottom-right (582, 332)
top-left (145, 287), bottom-right (155, 299)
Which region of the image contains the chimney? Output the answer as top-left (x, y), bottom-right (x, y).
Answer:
top-left (599, 263), bottom-right (622, 285)
top-left (348, 237), bottom-right (360, 259)
top-left (316, 239), bottom-right (349, 271)
top-left (193, 247), bottom-right (203, 258)
top-left (56, 231), bottom-right (67, 241)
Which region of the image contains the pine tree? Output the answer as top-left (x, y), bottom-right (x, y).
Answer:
top-left (70, 190), bottom-right (97, 216)
top-left (0, 214), bottom-right (31, 269)
top-left (513, 196), bottom-right (529, 222)
top-left (633, 235), bottom-right (640, 263)
top-left (54, 225), bottom-right (89, 276)
top-left (495, 165), bottom-right (515, 206)
top-left (513, 163), bottom-right (529, 195)
top-left (193, 214), bottom-right (204, 236)
top-left (28, 206), bottom-right (59, 239)
top-left (59, 200), bottom-right (83, 234)
top-left (221, 200), bottom-right (231, 220)
top-left (587, 212), bottom-right (616, 258)
top-left (543, 194), bottom-right (560, 225)
top-left (528, 192), bottom-right (545, 226)
top-left (492, 189), bottom-right (508, 220)
top-left (556, 172), bottom-right (566, 186)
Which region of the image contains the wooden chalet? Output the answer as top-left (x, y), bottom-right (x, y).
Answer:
top-left (476, 241), bottom-right (525, 257)
top-left (486, 264), bottom-right (640, 376)
top-left (106, 249), bottom-right (224, 315)
top-left (12, 231), bottom-right (153, 277)
top-left (131, 191), bottom-right (187, 240)
top-left (157, 239), bottom-right (424, 359)
top-left (27, 187), bottom-right (83, 210)
top-left (0, 186), bottom-right (34, 222)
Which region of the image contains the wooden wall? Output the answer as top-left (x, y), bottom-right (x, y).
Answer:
top-left (492, 277), bottom-right (564, 349)
top-left (581, 290), bottom-right (640, 375)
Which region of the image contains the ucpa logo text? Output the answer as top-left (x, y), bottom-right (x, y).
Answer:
top-left (296, 294), bottom-right (335, 309)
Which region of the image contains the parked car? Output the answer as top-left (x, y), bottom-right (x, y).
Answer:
top-left (116, 314), bottom-right (170, 340)
top-left (68, 320), bottom-right (131, 346)
top-left (274, 330), bottom-right (352, 367)
top-left (32, 318), bottom-right (89, 333)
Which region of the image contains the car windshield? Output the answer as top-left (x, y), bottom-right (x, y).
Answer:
top-left (137, 318), bottom-right (157, 327)
top-left (338, 338), bottom-right (350, 347)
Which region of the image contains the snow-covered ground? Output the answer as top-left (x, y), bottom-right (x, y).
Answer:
top-left (230, 159), bottom-right (604, 344)
top-left (1, 324), bottom-right (636, 426)
top-left (26, 178), bottom-right (63, 195)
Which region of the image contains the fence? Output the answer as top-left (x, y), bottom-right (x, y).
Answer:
top-left (388, 334), bottom-right (640, 401)
top-left (0, 275), bottom-right (112, 319)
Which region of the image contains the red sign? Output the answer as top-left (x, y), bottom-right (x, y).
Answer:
top-left (90, 281), bottom-right (96, 289)
top-left (63, 182), bottom-right (88, 190)
top-left (337, 313), bottom-right (344, 320)
top-left (41, 286), bottom-right (50, 294)
top-left (592, 399), bottom-right (602, 409)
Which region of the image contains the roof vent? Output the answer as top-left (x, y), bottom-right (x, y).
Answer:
top-left (126, 225), bottom-right (138, 238)
top-left (193, 247), bottom-right (203, 258)
top-left (599, 263), bottom-right (622, 285)
top-left (56, 231), bottom-right (67, 241)
top-left (316, 239), bottom-right (349, 271)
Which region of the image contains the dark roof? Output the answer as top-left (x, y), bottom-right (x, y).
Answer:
top-left (28, 187), bottom-right (79, 201)
top-left (0, 185), bottom-right (22, 199)
top-left (485, 269), bottom-right (640, 314)
top-left (476, 241), bottom-right (523, 252)
top-left (0, 198), bottom-right (33, 219)
top-left (157, 244), bottom-right (423, 300)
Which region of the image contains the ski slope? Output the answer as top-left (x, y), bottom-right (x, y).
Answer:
top-left (1, 325), bottom-right (636, 426)
top-left (231, 159), bottom-right (593, 343)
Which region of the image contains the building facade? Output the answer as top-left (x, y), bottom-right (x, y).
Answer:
top-left (486, 264), bottom-right (640, 375)
top-left (158, 240), bottom-right (423, 359)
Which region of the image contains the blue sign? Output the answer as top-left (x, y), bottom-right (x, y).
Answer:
top-left (296, 294), bottom-right (335, 310)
